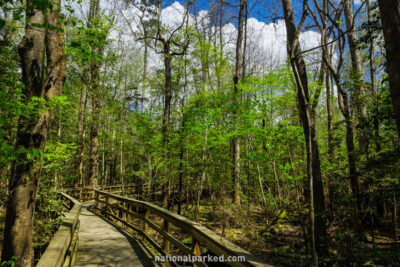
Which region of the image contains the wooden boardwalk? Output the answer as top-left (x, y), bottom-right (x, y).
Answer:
top-left (76, 203), bottom-right (157, 267)
top-left (38, 188), bottom-right (271, 267)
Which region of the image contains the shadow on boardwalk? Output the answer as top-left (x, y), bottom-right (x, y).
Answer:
top-left (76, 203), bottom-right (159, 267)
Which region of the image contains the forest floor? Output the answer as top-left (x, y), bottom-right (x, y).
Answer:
top-left (166, 202), bottom-right (400, 266)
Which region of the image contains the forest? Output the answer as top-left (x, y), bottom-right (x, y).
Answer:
top-left (0, 0), bottom-right (400, 266)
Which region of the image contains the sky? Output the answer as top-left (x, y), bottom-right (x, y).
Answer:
top-left (164, 0), bottom-right (363, 25)
top-left (83, 0), bottom-right (351, 78)
top-left (151, 1), bottom-right (325, 71)
top-left (90, 0), bottom-right (344, 103)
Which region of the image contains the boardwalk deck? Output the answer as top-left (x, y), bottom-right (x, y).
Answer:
top-left (76, 203), bottom-right (157, 267)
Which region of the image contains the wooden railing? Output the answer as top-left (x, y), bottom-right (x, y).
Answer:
top-left (37, 193), bottom-right (81, 267)
top-left (66, 184), bottom-right (142, 202)
top-left (93, 189), bottom-right (271, 267)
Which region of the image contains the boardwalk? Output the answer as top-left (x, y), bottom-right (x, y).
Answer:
top-left (76, 203), bottom-right (156, 267)
top-left (37, 189), bottom-right (270, 267)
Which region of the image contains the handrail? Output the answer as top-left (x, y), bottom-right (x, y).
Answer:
top-left (94, 189), bottom-right (272, 267)
top-left (37, 193), bottom-right (82, 267)
top-left (65, 184), bottom-right (141, 202)
top-left (64, 184), bottom-right (141, 192)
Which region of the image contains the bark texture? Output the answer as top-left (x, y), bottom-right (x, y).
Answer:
top-left (1, 0), bottom-right (66, 265)
top-left (88, 0), bottom-right (101, 188)
top-left (162, 42), bottom-right (172, 210)
top-left (378, 0), bottom-right (400, 138)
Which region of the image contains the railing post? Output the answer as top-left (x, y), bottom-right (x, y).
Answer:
top-left (163, 220), bottom-right (170, 255)
top-left (105, 195), bottom-right (109, 218)
top-left (94, 190), bottom-right (98, 209)
top-left (121, 200), bottom-right (127, 229)
top-left (143, 209), bottom-right (149, 235)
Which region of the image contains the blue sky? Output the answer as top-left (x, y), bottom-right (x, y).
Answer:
top-left (163, 0), bottom-right (363, 28)
top-left (162, 0), bottom-right (283, 25)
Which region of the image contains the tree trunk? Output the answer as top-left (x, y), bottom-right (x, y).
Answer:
top-left (341, 94), bottom-right (360, 212)
top-left (242, 2), bottom-right (248, 81)
top-left (377, 0), bottom-right (400, 139)
top-left (89, 84), bottom-right (100, 188)
top-left (344, 0), bottom-right (369, 154)
top-left (326, 72), bottom-right (335, 210)
top-left (120, 127), bottom-right (125, 194)
top-left (162, 42), bottom-right (172, 210)
top-left (281, 0), bottom-right (328, 263)
top-left (88, 0), bottom-right (101, 189)
top-left (366, 0), bottom-right (381, 152)
top-left (177, 131), bottom-right (184, 215)
top-left (324, 55), bottom-right (362, 217)
top-left (74, 81), bottom-right (87, 188)
top-left (195, 127), bottom-right (208, 221)
top-left (323, 0), bottom-right (335, 211)
top-left (232, 0), bottom-right (246, 206)
top-left (141, 42), bottom-right (148, 113)
top-left (326, 74), bottom-right (334, 162)
top-left (1, 0), bottom-right (66, 265)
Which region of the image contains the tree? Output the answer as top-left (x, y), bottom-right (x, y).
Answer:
top-left (343, 0), bottom-right (369, 154)
top-left (281, 0), bottom-right (328, 264)
top-left (232, 0), bottom-right (247, 206)
top-left (88, 0), bottom-right (101, 188)
top-left (135, 0), bottom-right (191, 209)
top-left (377, 0), bottom-right (400, 139)
top-left (309, 0), bottom-right (362, 219)
top-left (1, 0), bottom-right (67, 265)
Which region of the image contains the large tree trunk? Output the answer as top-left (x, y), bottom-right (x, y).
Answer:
top-left (177, 119), bottom-right (185, 215)
top-left (162, 42), bottom-right (172, 210)
top-left (215, 0), bottom-right (224, 91)
top-left (326, 72), bottom-right (335, 210)
top-left (322, 32), bottom-right (362, 219)
top-left (87, 0), bottom-right (101, 188)
top-left (323, 0), bottom-right (334, 166)
top-left (281, 0), bottom-right (328, 263)
top-left (232, 0), bottom-right (246, 206)
top-left (177, 59), bottom-right (188, 215)
top-left (1, 0), bottom-right (66, 265)
top-left (74, 82), bottom-right (87, 188)
top-left (88, 87), bottom-right (100, 188)
top-left (366, 0), bottom-right (381, 152)
top-left (377, 0), bottom-right (400, 138)
top-left (242, 2), bottom-right (248, 80)
top-left (339, 90), bottom-right (360, 212)
top-left (195, 127), bottom-right (208, 221)
top-left (344, 0), bottom-right (369, 154)
top-left (141, 41), bottom-right (148, 113)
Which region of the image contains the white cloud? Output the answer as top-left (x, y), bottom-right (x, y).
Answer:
top-left (107, 1), bottom-right (327, 77)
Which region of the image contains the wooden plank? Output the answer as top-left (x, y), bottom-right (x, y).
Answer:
top-left (37, 194), bottom-right (82, 267)
top-left (71, 233), bottom-right (78, 267)
top-left (92, 205), bottom-right (165, 256)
